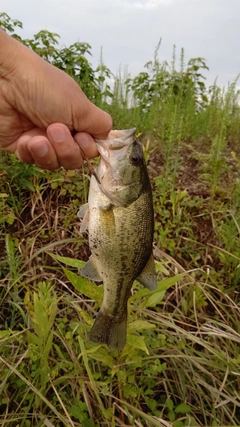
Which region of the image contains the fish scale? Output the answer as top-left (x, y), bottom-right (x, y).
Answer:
top-left (78, 128), bottom-right (157, 350)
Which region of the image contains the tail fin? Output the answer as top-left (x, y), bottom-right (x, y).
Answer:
top-left (89, 310), bottom-right (127, 351)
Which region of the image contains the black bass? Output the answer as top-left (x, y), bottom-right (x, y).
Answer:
top-left (78, 128), bottom-right (157, 350)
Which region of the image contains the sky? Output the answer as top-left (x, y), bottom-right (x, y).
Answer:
top-left (1, 0), bottom-right (240, 87)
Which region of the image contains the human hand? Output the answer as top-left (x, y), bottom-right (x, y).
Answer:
top-left (0, 29), bottom-right (112, 170)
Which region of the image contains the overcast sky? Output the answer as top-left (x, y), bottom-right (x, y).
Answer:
top-left (1, 0), bottom-right (240, 87)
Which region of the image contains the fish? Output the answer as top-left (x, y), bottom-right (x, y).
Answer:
top-left (77, 128), bottom-right (157, 350)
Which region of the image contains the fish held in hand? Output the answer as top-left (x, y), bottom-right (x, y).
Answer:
top-left (78, 128), bottom-right (157, 350)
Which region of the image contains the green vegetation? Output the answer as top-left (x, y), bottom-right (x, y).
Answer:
top-left (1, 12), bottom-right (240, 427)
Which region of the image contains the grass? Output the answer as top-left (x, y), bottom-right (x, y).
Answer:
top-left (1, 13), bottom-right (240, 427)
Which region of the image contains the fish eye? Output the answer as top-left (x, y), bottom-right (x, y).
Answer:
top-left (130, 153), bottom-right (142, 166)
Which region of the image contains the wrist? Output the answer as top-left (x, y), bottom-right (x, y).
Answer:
top-left (0, 29), bottom-right (27, 80)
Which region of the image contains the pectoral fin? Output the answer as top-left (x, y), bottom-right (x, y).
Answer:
top-left (81, 256), bottom-right (102, 282)
top-left (77, 203), bottom-right (90, 233)
top-left (137, 254), bottom-right (157, 290)
top-left (77, 203), bottom-right (88, 218)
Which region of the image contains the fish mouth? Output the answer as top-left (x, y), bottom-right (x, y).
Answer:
top-left (95, 128), bottom-right (137, 160)
top-left (94, 128), bottom-right (141, 206)
top-left (96, 128), bottom-right (136, 145)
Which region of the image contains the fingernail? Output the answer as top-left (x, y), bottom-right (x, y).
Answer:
top-left (48, 126), bottom-right (66, 143)
top-left (34, 143), bottom-right (48, 157)
top-left (78, 133), bottom-right (92, 148)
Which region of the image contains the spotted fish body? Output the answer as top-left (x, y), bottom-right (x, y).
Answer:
top-left (78, 129), bottom-right (157, 350)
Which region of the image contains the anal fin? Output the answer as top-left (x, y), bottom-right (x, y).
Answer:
top-left (137, 254), bottom-right (157, 290)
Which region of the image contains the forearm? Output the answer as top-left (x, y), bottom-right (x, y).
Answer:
top-left (0, 28), bottom-right (45, 116)
top-left (0, 28), bottom-right (27, 78)
top-left (0, 28), bottom-right (80, 129)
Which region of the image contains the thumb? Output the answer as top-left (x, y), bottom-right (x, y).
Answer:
top-left (73, 99), bottom-right (112, 139)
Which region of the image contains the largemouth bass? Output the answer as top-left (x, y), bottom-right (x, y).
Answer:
top-left (78, 128), bottom-right (157, 350)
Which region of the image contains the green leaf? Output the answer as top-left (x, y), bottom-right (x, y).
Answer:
top-left (173, 421), bottom-right (184, 427)
top-left (128, 319), bottom-right (155, 333)
top-left (63, 268), bottom-right (103, 303)
top-left (33, 293), bottom-right (49, 339)
top-left (155, 260), bottom-right (170, 275)
top-left (166, 397), bottom-right (174, 412)
top-left (143, 290), bottom-right (165, 308)
top-left (77, 308), bottom-right (94, 325)
top-left (86, 346), bottom-right (114, 368)
top-left (158, 274), bottom-right (184, 291)
top-left (175, 403), bottom-right (191, 414)
top-left (129, 286), bottom-right (150, 302)
top-left (0, 330), bottom-right (13, 339)
top-left (143, 274), bottom-right (184, 308)
top-left (168, 411), bottom-right (175, 422)
top-left (22, 178), bottom-right (35, 192)
top-left (127, 334), bottom-right (149, 354)
top-left (6, 212), bottom-right (16, 225)
top-left (27, 331), bottom-right (41, 347)
top-left (48, 253), bottom-right (86, 269)
top-left (41, 331), bottom-right (53, 362)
